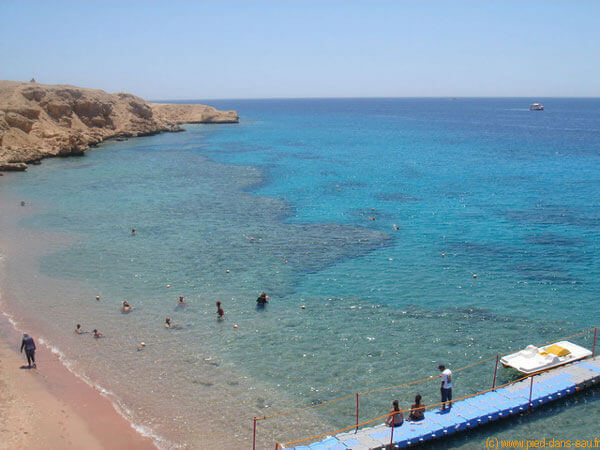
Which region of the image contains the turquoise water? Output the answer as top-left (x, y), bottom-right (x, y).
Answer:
top-left (1, 98), bottom-right (599, 448)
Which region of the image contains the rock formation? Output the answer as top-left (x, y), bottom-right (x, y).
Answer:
top-left (0, 80), bottom-right (238, 170)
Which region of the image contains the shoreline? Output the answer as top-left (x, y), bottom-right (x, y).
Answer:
top-left (0, 178), bottom-right (310, 449)
top-left (0, 308), bottom-right (157, 449)
top-left (0, 185), bottom-right (160, 449)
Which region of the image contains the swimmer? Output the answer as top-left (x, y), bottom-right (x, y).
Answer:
top-left (20, 201), bottom-right (26, 207)
top-left (177, 296), bottom-right (185, 306)
top-left (75, 324), bottom-right (85, 334)
top-left (393, 225), bottom-right (400, 230)
top-left (137, 342), bottom-right (146, 351)
top-left (95, 295), bottom-right (100, 301)
top-left (131, 228), bottom-right (136, 235)
top-left (165, 317), bottom-right (182, 329)
top-left (122, 301), bottom-right (132, 312)
top-left (92, 329), bottom-right (103, 338)
top-left (256, 292), bottom-right (269, 306)
top-left (216, 301), bottom-right (224, 319)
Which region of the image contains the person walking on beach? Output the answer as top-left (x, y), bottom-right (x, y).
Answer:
top-left (20, 333), bottom-right (36, 368)
top-left (439, 365), bottom-right (452, 410)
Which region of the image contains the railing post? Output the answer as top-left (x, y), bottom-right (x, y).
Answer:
top-left (528, 375), bottom-right (535, 410)
top-left (389, 413), bottom-right (395, 448)
top-left (492, 354), bottom-right (499, 389)
top-left (355, 393), bottom-right (359, 433)
top-left (253, 417), bottom-right (257, 450)
top-left (593, 328), bottom-right (597, 357)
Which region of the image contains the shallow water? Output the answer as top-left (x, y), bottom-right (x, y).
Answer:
top-left (1, 98), bottom-right (599, 448)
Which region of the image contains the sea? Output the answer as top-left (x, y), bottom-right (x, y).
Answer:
top-left (0, 98), bottom-right (599, 449)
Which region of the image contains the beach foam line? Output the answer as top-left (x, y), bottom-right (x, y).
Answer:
top-left (1, 309), bottom-right (177, 450)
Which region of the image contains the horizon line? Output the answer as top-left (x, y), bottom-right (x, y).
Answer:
top-left (150, 95), bottom-right (600, 102)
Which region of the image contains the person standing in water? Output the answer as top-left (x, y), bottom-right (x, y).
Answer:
top-left (256, 292), bottom-right (269, 306)
top-left (20, 333), bottom-right (36, 368)
top-left (216, 301), bottom-right (224, 319)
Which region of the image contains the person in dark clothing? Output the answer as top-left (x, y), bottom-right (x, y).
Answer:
top-left (20, 333), bottom-right (36, 368)
top-left (256, 292), bottom-right (269, 306)
top-left (216, 301), bottom-right (224, 319)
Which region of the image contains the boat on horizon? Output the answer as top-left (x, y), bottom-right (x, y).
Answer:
top-left (530, 103), bottom-right (544, 111)
top-left (500, 341), bottom-right (591, 374)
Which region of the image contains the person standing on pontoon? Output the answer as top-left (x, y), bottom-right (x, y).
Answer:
top-left (439, 365), bottom-right (452, 410)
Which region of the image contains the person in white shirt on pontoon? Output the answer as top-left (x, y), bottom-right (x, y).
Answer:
top-left (439, 364), bottom-right (452, 410)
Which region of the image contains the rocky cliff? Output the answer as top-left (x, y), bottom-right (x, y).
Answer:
top-left (0, 80), bottom-right (238, 170)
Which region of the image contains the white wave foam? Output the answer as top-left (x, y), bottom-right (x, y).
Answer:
top-left (2, 311), bottom-right (19, 329)
top-left (2, 312), bottom-right (175, 449)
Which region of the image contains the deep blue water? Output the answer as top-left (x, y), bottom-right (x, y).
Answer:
top-left (2, 98), bottom-right (599, 447)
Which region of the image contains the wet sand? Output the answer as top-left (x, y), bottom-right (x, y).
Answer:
top-left (0, 313), bottom-right (155, 450)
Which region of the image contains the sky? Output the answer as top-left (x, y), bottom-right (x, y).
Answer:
top-left (1, 1), bottom-right (599, 99)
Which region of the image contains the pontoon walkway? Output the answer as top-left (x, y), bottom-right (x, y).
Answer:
top-left (287, 356), bottom-right (600, 449)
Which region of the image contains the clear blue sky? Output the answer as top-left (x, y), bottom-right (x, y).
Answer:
top-left (1, 1), bottom-right (598, 99)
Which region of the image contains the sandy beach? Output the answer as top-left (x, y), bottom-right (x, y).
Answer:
top-left (0, 189), bottom-right (155, 449)
top-left (0, 309), bottom-right (156, 450)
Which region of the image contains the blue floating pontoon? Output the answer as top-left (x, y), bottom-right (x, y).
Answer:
top-left (289, 356), bottom-right (600, 450)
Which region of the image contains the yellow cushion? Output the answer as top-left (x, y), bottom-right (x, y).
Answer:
top-left (540, 344), bottom-right (571, 357)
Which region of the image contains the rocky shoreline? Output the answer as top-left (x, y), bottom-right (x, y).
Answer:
top-left (0, 80), bottom-right (238, 171)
